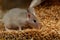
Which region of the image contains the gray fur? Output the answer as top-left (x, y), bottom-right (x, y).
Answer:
top-left (2, 8), bottom-right (39, 31)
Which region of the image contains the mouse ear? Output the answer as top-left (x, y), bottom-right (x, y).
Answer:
top-left (27, 13), bottom-right (31, 18)
top-left (27, 9), bottom-right (33, 18)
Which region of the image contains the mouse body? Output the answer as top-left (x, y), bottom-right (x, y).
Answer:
top-left (2, 8), bottom-right (39, 31)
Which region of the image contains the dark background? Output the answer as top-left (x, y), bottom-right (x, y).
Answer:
top-left (0, 0), bottom-right (32, 10)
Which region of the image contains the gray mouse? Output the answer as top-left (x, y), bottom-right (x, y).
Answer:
top-left (0, 0), bottom-right (45, 31)
top-left (1, 8), bottom-right (39, 31)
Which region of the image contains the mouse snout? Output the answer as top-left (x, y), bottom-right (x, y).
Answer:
top-left (33, 19), bottom-right (40, 28)
top-left (27, 19), bottom-right (39, 29)
top-left (32, 22), bottom-right (39, 29)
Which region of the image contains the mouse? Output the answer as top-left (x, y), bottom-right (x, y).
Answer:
top-left (0, 8), bottom-right (39, 31)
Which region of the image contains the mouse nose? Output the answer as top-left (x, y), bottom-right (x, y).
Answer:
top-left (35, 22), bottom-right (40, 29)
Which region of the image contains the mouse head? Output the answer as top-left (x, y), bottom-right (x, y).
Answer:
top-left (27, 11), bottom-right (39, 29)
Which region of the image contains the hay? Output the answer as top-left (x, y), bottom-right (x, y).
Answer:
top-left (0, 29), bottom-right (60, 40)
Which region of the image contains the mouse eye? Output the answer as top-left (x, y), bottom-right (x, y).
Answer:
top-left (33, 20), bottom-right (36, 22)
